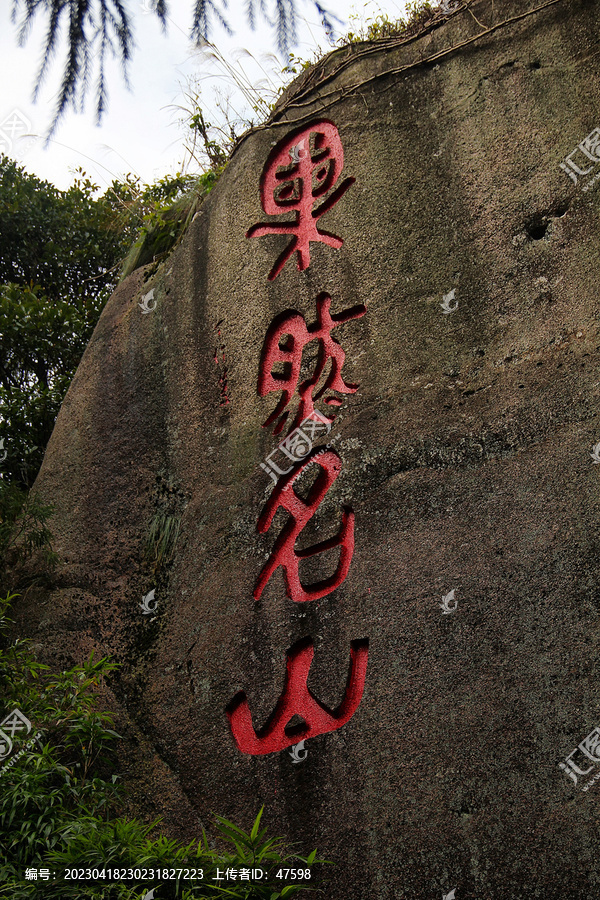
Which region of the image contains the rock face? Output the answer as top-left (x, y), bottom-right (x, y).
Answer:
top-left (18, 0), bottom-right (600, 895)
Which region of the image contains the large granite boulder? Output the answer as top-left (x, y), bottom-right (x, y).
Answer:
top-left (16, 0), bottom-right (600, 895)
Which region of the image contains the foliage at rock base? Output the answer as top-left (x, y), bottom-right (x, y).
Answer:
top-left (0, 593), bottom-right (325, 899)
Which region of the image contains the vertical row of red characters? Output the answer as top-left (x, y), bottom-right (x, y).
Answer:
top-left (226, 121), bottom-right (370, 755)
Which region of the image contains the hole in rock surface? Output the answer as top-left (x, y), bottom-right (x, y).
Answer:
top-left (526, 220), bottom-right (549, 240)
top-left (553, 199), bottom-right (570, 217)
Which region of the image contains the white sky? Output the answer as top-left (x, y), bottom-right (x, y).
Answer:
top-left (0, 0), bottom-right (410, 192)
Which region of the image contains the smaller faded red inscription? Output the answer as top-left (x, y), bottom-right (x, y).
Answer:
top-left (246, 120), bottom-right (355, 280)
top-left (259, 292), bottom-right (366, 435)
top-left (254, 449), bottom-right (354, 603)
top-left (226, 636), bottom-right (369, 755)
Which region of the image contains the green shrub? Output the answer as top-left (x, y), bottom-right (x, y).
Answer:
top-left (341, 0), bottom-right (435, 44)
top-left (0, 482), bottom-right (57, 588)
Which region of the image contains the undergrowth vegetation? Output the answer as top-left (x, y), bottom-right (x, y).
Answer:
top-left (341, 1), bottom-right (436, 43)
top-left (0, 592), bottom-right (326, 898)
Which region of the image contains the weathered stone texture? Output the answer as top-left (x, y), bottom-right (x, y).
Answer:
top-left (16, 0), bottom-right (600, 895)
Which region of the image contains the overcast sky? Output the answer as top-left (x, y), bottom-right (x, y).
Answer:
top-left (0, 0), bottom-right (410, 192)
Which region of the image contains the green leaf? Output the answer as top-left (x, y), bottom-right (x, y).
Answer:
top-left (250, 806), bottom-right (264, 841)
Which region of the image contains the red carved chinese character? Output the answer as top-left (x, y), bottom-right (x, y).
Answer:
top-left (226, 636), bottom-right (369, 755)
top-left (259, 292), bottom-right (366, 435)
top-left (246, 120), bottom-right (355, 280)
top-left (254, 449), bottom-right (354, 603)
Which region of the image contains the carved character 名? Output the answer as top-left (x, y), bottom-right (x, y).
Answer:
top-left (254, 449), bottom-right (354, 603)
